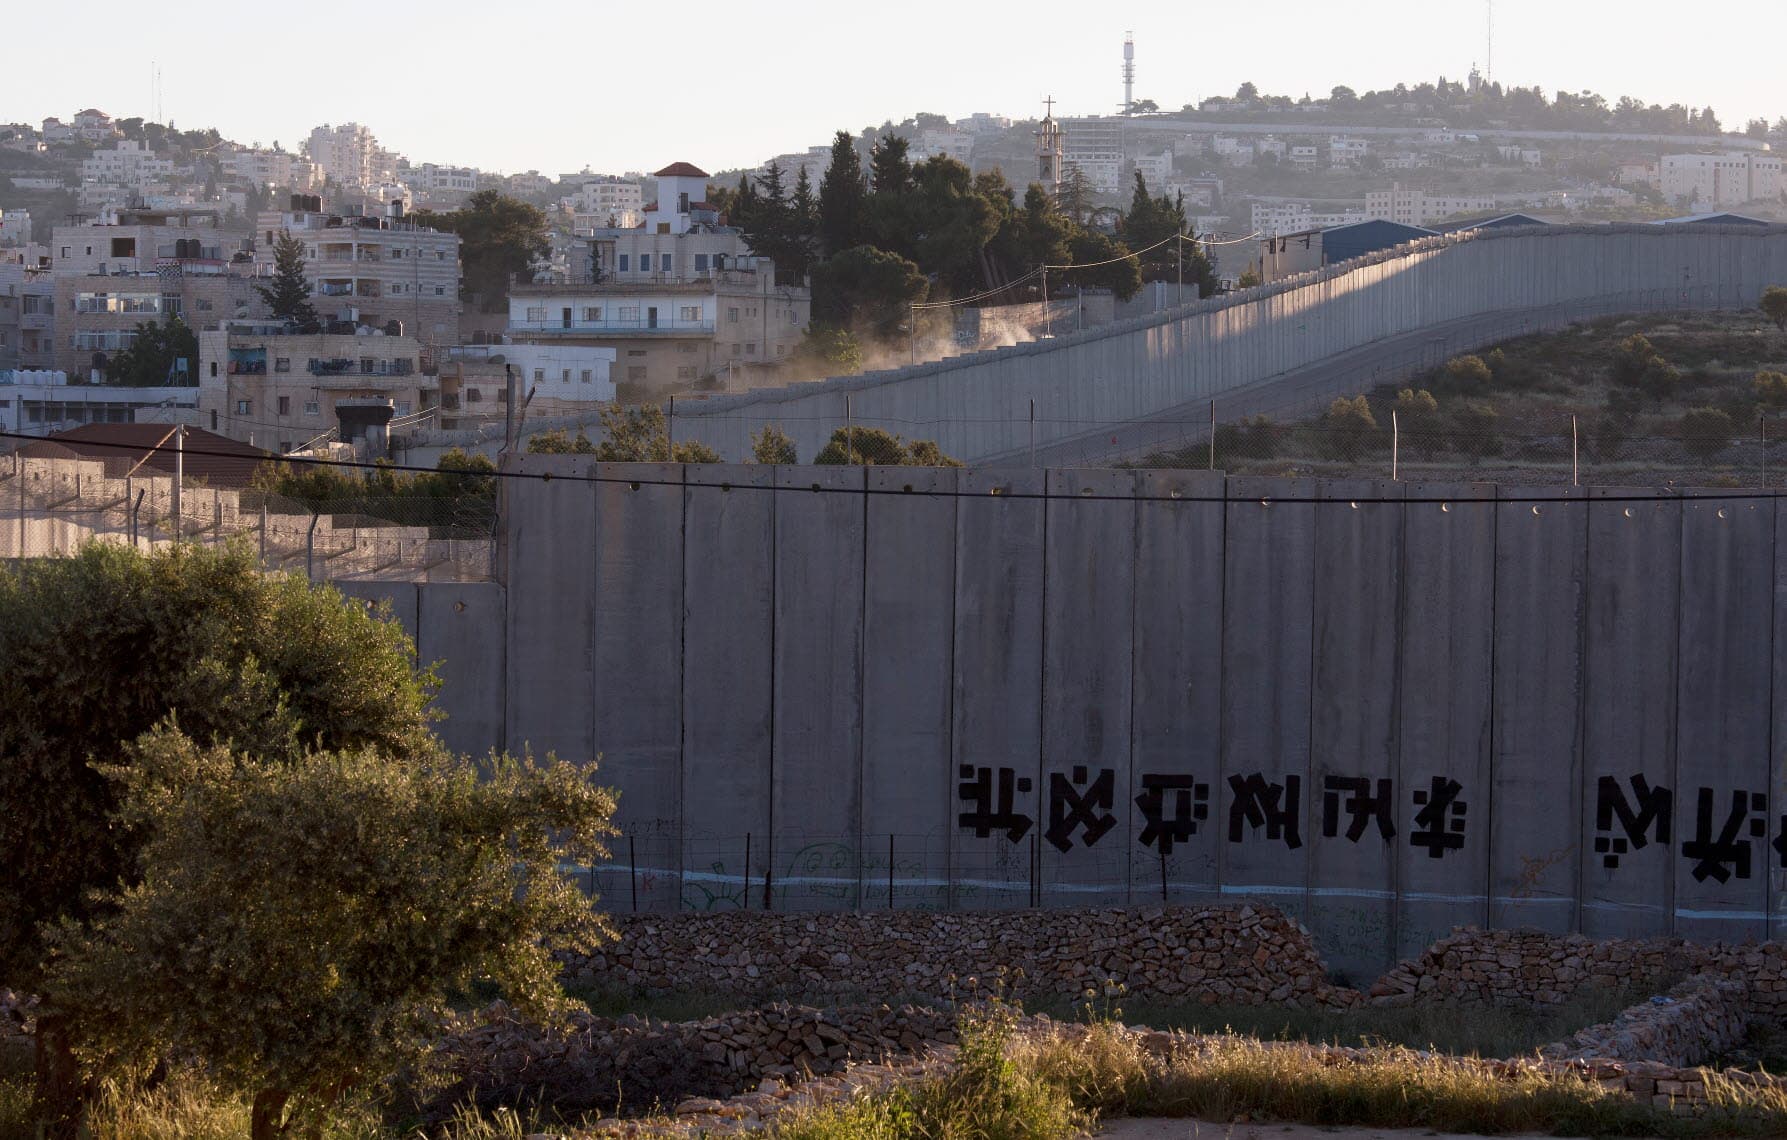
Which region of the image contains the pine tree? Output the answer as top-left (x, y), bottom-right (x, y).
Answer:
top-left (818, 130), bottom-right (867, 256)
top-left (255, 231), bottom-right (321, 332)
top-left (870, 135), bottom-right (912, 196)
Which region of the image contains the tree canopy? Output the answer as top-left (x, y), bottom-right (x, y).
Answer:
top-left (414, 190), bottom-right (550, 313)
top-left (103, 315), bottom-right (198, 387)
top-left (254, 232), bottom-right (321, 332)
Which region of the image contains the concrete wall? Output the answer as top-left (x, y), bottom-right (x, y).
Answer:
top-left (662, 224), bottom-right (1787, 465)
top-left (391, 464), bottom-right (1787, 978)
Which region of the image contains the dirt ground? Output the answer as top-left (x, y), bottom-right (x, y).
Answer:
top-left (1096, 1120), bottom-right (1649, 1140)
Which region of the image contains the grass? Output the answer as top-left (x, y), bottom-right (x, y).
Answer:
top-left (1028, 981), bottom-right (1661, 1060)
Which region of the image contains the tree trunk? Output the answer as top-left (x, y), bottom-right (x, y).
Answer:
top-left (33, 1013), bottom-right (88, 1140)
top-left (250, 1087), bottom-right (290, 1140)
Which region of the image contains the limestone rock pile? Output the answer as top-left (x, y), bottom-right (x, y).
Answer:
top-left (423, 1000), bottom-right (957, 1122)
top-left (571, 904), bottom-right (1356, 1010)
top-left (1539, 974), bottom-right (1750, 1067)
top-left (1367, 928), bottom-right (1699, 1007)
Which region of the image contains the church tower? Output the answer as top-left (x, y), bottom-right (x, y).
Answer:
top-left (1035, 97), bottom-right (1065, 198)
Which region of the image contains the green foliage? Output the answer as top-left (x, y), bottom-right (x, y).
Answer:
top-left (1320, 395), bottom-right (1377, 459)
top-left (103, 316), bottom-right (198, 387)
top-left (868, 135), bottom-right (912, 197)
top-left (1610, 333), bottom-right (1680, 402)
top-left (1212, 415), bottom-right (1277, 465)
top-left (524, 429), bottom-right (597, 455)
top-left (253, 232), bottom-right (320, 332)
top-left (1452, 400), bottom-right (1503, 458)
top-left (414, 191), bottom-right (550, 313)
top-left (818, 131), bottom-right (868, 256)
top-left (811, 245), bottom-right (928, 336)
top-left (813, 426), bottom-right (960, 466)
top-left (739, 160), bottom-right (816, 285)
top-left (750, 425), bottom-right (798, 465)
top-left (1441, 354), bottom-right (1493, 394)
top-left (249, 450), bottom-right (496, 529)
top-left (1121, 172), bottom-right (1217, 298)
top-left (1763, 286), bottom-right (1787, 333)
top-left (1235, 269), bottom-right (1263, 289)
top-left (1061, 227), bottom-right (1142, 302)
top-left (1679, 406), bottom-right (1736, 460)
top-left (0, 543), bottom-right (435, 993)
top-left (529, 405), bottom-right (720, 463)
top-left (1754, 369), bottom-right (1787, 411)
top-left (797, 324), bottom-right (864, 375)
top-left (48, 731), bottom-right (616, 1140)
top-left (1394, 388), bottom-right (1442, 457)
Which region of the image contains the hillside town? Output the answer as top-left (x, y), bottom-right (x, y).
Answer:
top-left (2, 72), bottom-right (1783, 457)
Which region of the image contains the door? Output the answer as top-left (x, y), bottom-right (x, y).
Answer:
top-left (647, 306), bottom-right (658, 329)
top-left (561, 307), bottom-right (572, 329)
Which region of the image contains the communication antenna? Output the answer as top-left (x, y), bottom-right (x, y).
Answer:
top-left (1122, 32), bottom-right (1135, 117)
top-left (1485, 0), bottom-right (1494, 84)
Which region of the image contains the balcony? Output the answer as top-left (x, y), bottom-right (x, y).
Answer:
top-left (509, 316), bottom-right (716, 336)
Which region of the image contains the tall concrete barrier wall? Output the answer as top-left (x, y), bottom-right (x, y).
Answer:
top-left (375, 461), bottom-right (1787, 978)
top-left (666, 224), bottom-right (1787, 464)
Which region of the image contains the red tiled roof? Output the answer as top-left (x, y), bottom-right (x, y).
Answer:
top-left (652, 162), bottom-right (710, 178)
top-left (29, 424), bottom-right (273, 487)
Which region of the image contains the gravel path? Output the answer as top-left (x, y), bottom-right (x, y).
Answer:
top-left (1097, 1120), bottom-right (1640, 1140)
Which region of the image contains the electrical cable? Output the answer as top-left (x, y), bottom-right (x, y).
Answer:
top-left (3, 428), bottom-right (1774, 506)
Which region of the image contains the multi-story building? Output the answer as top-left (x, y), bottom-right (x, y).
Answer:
top-left (957, 113), bottom-right (1012, 133)
top-left (403, 162), bottom-right (479, 208)
top-left (79, 141), bottom-right (175, 189)
top-left (53, 270), bottom-right (265, 379)
top-left (225, 148), bottom-right (315, 190)
top-left (435, 341), bottom-right (616, 423)
top-left (71, 109), bottom-right (117, 140)
top-left (254, 196), bottom-right (461, 347)
top-left (304, 123), bottom-right (398, 191)
top-left (509, 162), bottom-right (809, 395)
top-left (1365, 184), bottom-right (1497, 227)
top-left (197, 322), bottom-right (434, 452)
top-left (564, 176), bottom-right (645, 227)
top-left (1288, 145), bottom-right (1320, 170)
top-left (0, 263), bottom-right (22, 371)
top-left (1661, 153), bottom-right (1784, 209)
top-left (13, 267), bottom-right (54, 370)
top-left (916, 128), bottom-right (974, 165)
top-left (0, 370), bottom-right (198, 436)
top-left (1133, 151), bottom-right (1174, 190)
top-left (1327, 135), bottom-right (1370, 167)
top-left (49, 206), bottom-right (240, 276)
top-left (0, 208), bottom-right (30, 246)
top-left (1064, 118), bottom-right (1125, 196)
top-left (761, 148), bottom-right (830, 188)
top-left (1617, 160), bottom-right (1662, 189)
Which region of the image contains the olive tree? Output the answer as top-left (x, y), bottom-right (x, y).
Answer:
top-left (0, 542), bottom-right (434, 1134)
top-left (48, 730), bottom-right (615, 1140)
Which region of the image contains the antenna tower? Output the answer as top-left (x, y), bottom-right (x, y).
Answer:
top-left (1485, 0), bottom-right (1494, 84)
top-left (1122, 32), bottom-right (1135, 117)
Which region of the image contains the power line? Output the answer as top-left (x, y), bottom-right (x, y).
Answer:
top-left (3, 428), bottom-right (1777, 506)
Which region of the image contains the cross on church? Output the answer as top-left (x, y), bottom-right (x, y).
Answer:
top-left (1043, 96), bottom-right (1055, 118)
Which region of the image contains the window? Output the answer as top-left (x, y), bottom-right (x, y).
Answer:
top-left (582, 306), bottom-right (603, 321)
top-left (303, 400), bottom-right (319, 416)
top-left (434, 286), bottom-right (445, 295)
top-left (466, 388), bottom-right (482, 403)
top-left (618, 305), bottom-right (639, 322)
top-left (679, 305), bottom-right (701, 322)
top-left (627, 365), bottom-right (647, 381)
top-left (235, 399), bottom-right (252, 415)
top-left (60, 247), bottom-right (70, 258)
top-left (727, 307), bottom-right (739, 323)
top-left (676, 365), bottom-right (697, 380)
top-left (617, 254), bottom-right (629, 271)
top-left (580, 369), bottom-right (592, 384)
top-left (209, 361), bottom-right (218, 377)
top-left (694, 253), bottom-right (709, 271)
top-left (639, 254), bottom-right (651, 272)
top-left (661, 255), bottom-right (673, 274)
top-left (196, 298), bottom-right (213, 311)
top-left (360, 357), bottom-right (375, 373)
top-left (436, 251), bottom-right (445, 260)
top-left (533, 369), bottom-right (545, 383)
top-left (389, 247), bottom-right (403, 258)
top-left (277, 396), bottom-right (291, 416)
top-left (627, 349), bottom-right (646, 357)
top-left (746, 343), bottom-right (757, 355)
top-left (677, 342), bottom-right (697, 354)
top-left (561, 369), bottom-right (571, 383)
top-left (777, 344), bottom-right (786, 356)
top-left (525, 306), bottom-right (547, 321)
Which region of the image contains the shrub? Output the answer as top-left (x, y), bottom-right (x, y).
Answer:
top-left (1213, 415), bottom-right (1277, 465)
top-left (1679, 406), bottom-right (1736, 460)
top-left (1451, 401), bottom-right (1502, 458)
top-left (813, 427), bottom-right (960, 466)
top-left (1319, 395), bottom-right (1377, 460)
top-left (1441, 354), bottom-right (1493, 394)
top-left (1754, 369), bottom-right (1787, 411)
top-left (1762, 285), bottom-right (1787, 333)
top-left (1393, 388), bottom-right (1442, 457)
top-left (751, 425), bottom-right (799, 465)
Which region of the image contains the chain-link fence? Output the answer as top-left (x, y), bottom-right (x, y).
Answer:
top-left (0, 447), bottom-right (497, 581)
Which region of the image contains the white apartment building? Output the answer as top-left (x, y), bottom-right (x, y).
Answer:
top-left (957, 113), bottom-right (1012, 133)
top-left (255, 196), bottom-right (460, 346)
top-left (79, 141), bottom-right (175, 189)
top-left (1064, 118), bottom-right (1125, 196)
top-left (917, 129), bottom-right (974, 165)
top-left (1255, 136), bottom-right (1288, 161)
top-left (305, 123), bottom-right (398, 191)
top-left (1288, 145), bottom-right (1320, 170)
top-left (1252, 202), bottom-right (1314, 236)
top-left (1133, 151), bottom-right (1174, 190)
top-left (1327, 136), bottom-right (1370, 167)
top-left (226, 149), bottom-right (314, 189)
top-left (1661, 153), bottom-right (1784, 208)
top-left (564, 176), bottom-right (645, 222)
top-left (510, 162), bottom-right (809, 394)
top-left (1495, 145), bottom-right (1543, 168)
top-left (1366, 185), bottom-right (1497, 227)
top-left (436, 341), bottom-right (616, 421)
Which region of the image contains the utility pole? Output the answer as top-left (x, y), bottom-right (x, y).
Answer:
top-left (171, 424), bottom-right (184, 545)
top-left (1040, 265), bottom-right (1051, 337)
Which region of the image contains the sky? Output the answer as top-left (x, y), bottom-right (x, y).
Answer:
top-left (6, 0), bottom-right (1780, 176)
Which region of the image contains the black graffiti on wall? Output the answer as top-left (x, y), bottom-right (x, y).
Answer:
top-left (959, 765), bottom-right (1787, 883)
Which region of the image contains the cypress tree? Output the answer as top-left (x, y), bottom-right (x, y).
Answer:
top-left (255, 231), bottom-right (321, 332)
top-left (817, 130), bottom-right (867, 256)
